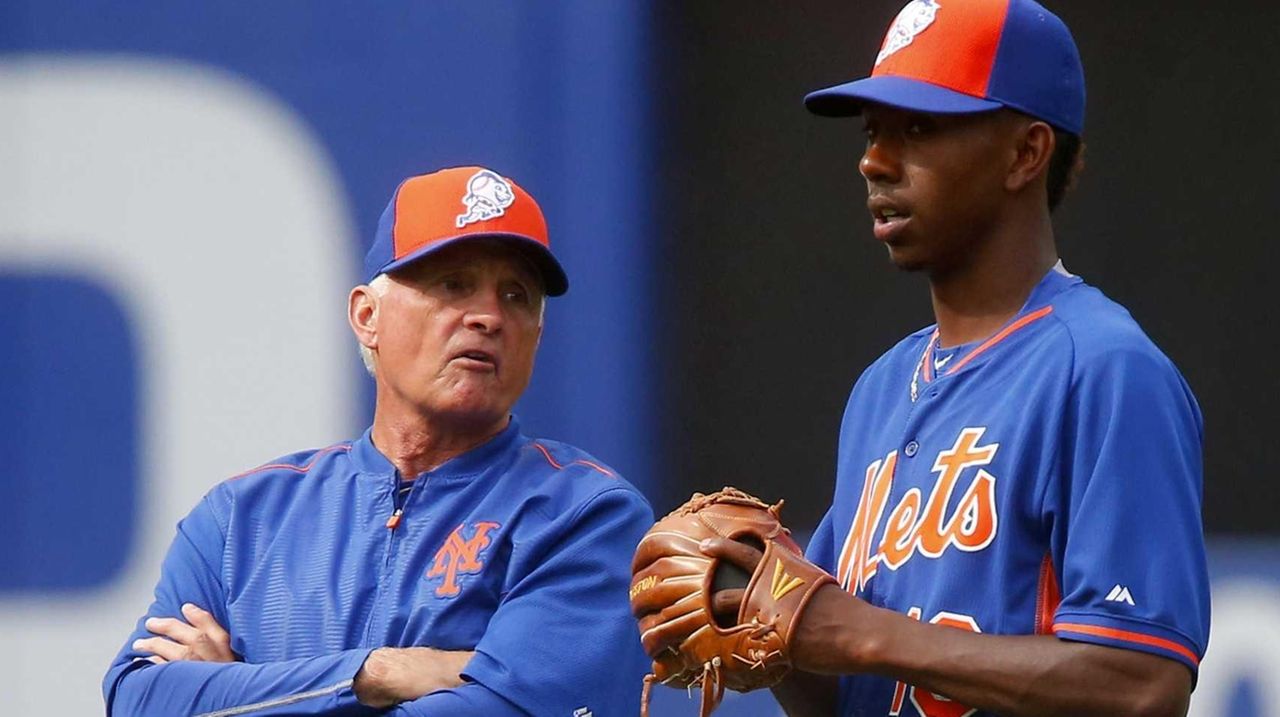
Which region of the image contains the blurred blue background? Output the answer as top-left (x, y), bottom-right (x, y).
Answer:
top-left (2, 1), bottom-right (1277, 715)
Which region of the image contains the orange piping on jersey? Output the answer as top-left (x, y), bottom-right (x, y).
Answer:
top-left (229, 444), bottom-right (352, 481)
top-left (1034, 553), bottom-right (1061, 635)
top-left (945, 305), bottom-right (1055, 375)
top-left (530, 442), bottom-right (615, 478)
top-left (1052, 622), bottom-right (1200, 665)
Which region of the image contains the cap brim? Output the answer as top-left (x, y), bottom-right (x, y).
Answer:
top-left (379, 233), bottom-right (569, 297)
top-left (804, 75), bottom-right (1003, 117)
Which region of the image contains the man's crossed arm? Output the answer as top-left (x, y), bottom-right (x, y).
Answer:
top-left (130, 603), bottom-right (472, 709)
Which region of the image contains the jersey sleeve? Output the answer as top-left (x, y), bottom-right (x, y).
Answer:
top-left (103, 487), bottom-right (374, 716)
top-left (439, 486), bottom-right (654, 717)
top-left (1043, 345), bottom-right (1209, 676)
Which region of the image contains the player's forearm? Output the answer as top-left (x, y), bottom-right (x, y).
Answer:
top-left (105, 648), bottom-right (374, 717)
top-left (798, 588), bottom-right (1190, 717)
top-left (771, 671), bottom-right (839, 717)
top-left (869, 617), bottom-right (1189, 716)
top-left (353, 647), bottom-right (474, 708)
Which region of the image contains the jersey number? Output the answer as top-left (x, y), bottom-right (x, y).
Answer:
top-left (888, 607), bottom-right (980, 717)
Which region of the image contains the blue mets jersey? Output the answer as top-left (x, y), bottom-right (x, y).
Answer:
top-left (806, 265), bottom-right (1209, 717)
top-left (104, 418), bottom-right (653, 717)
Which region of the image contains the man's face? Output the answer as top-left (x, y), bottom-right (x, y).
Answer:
top-left (371, 241), bottom-right (545, 430)
top-left (859, 105), bottom-right (1022, 275)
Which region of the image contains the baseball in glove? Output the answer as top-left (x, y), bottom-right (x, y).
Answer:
top-left (629, 487), bottom-right (836, 717)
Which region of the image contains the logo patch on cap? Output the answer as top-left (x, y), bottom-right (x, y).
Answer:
top-left (876, 0), bottom-right (941, 67)
top-left (455, 169), bottom-right (516, 228)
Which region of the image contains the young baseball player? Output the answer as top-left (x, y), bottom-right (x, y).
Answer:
top-left (104, 167), bottom-right (653, 716)
top-left (700, 1), bottom-right (1210, 715)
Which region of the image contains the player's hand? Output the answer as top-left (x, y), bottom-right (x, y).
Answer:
top-left (701, 537), bottom-right (857, 674)
top-left (132, 603), bottom-right (239, 664)
top-left (354, 646), bottom-right (476, 708)
top-left (699, 536), bottom-right (764, 622)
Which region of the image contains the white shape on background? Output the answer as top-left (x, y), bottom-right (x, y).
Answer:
top-left (0, 56), bottom-right (356, 715)
top-left (1188, 580), bottom-right (1280, 717)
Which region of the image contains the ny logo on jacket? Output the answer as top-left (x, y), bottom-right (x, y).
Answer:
top-left (427, 521), bottom-right (501, 597)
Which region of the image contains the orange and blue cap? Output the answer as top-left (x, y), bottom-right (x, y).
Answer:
top-left (804, 0), bottom-right (1085, 135)
top-left (363, 166), bottom-right (568, 296)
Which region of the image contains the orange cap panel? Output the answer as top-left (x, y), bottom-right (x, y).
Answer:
top-left (872, 0), bottom-right (1010, 98)
top-left (391, 167), bottom-right (550, 262)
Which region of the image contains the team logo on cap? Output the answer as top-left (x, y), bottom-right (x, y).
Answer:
top-left (876, 0), bottom-right (941, 67)
top-left (456, 169), bottom-right (516, 228)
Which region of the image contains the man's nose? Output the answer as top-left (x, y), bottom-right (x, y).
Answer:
top-left (859, 137), bottom-right (902, 185)
top-left (464, 288), bottom-right (504, 333)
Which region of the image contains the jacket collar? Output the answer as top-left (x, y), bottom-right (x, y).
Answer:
top-left (350, 415), bottom-right (523, 480)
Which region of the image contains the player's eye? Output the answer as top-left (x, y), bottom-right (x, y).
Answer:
top-left (436, 274), bottom-right (472, 295)
top-left (905, 114), bottom-right (936, 136)
top-left (501, 284), bottom-right (530, 305)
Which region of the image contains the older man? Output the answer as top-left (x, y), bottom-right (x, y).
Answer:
top-left (104, 166), bottom-right (654, 716)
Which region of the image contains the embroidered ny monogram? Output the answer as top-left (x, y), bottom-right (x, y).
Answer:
top-left (427, 521), bottom-right (500, 597)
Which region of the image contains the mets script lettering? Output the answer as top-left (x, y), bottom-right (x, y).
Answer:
top-left (427, 521), bottom-right (500, 597)
top-left (836, 428), bottom-right (999, 594)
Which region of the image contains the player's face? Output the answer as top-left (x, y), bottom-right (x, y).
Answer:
top-left (859, 105), bottom-right (1018, 274)
top-left (373, 241), bottom-right (544, 430)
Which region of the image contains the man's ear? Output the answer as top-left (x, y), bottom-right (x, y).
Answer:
top-left (1006, 120), bottom-right (1055, 194)
top-left (348, 285), bottom-right (379, 350)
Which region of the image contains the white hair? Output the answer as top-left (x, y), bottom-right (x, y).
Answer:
top-left (356, 272), bottom-right (546, 379)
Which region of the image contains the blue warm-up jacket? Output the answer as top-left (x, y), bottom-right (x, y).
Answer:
top-left (104, 418), bottom-right (654, 716)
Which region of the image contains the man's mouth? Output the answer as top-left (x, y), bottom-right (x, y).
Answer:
top-left (868, 196), bottom-right (910, 222)
top-left (874, 207), bottom-right (908, 222)
top-left (868, 198), bottom-right (912, 241)
top-left (452, 349), bottom-right (497, 370)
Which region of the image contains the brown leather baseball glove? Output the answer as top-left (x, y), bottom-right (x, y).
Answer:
top-left (629, 487), bottom-right (836, 717)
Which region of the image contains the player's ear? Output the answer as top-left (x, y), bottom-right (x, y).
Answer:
top-left (1005, 120), bottom-right (1055, 194)
top-left (348, 283), bottom-right (380, 350)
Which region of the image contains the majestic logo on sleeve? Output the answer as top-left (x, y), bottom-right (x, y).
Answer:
top-left (876, 0), bottom-right (941, 66)
top-left (1106, 584), bottom-right (1136, 606)
top-left (836, 428), bottom-right (999, 594)
top-left (427, 521), bottom-right (501, 597)
top-left (455, 169), bottom-right (515, 227)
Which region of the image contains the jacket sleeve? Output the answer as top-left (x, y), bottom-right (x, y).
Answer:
top-left (390, 486), bottom-right (654, 717)
top-left (103, 490), bottom-right (376, 717)
top-left (383, 682), bottom-right (527, 716)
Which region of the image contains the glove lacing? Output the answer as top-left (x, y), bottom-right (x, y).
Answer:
top-left (639, 656), bottom-right (726, 717)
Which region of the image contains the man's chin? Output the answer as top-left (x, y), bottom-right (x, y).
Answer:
top-left (886, 247), bottom-right (928, 273)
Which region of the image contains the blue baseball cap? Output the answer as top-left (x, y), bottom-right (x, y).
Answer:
top-left (804, 0), bottom-right (1085, 135)
top-left (363, 167), bottom-right (568, 295)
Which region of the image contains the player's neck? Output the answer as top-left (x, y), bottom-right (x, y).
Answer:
top-left (928, 216), bottom-right (1058, 348)
top-left (369, 399), bottom-right (509, 479)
